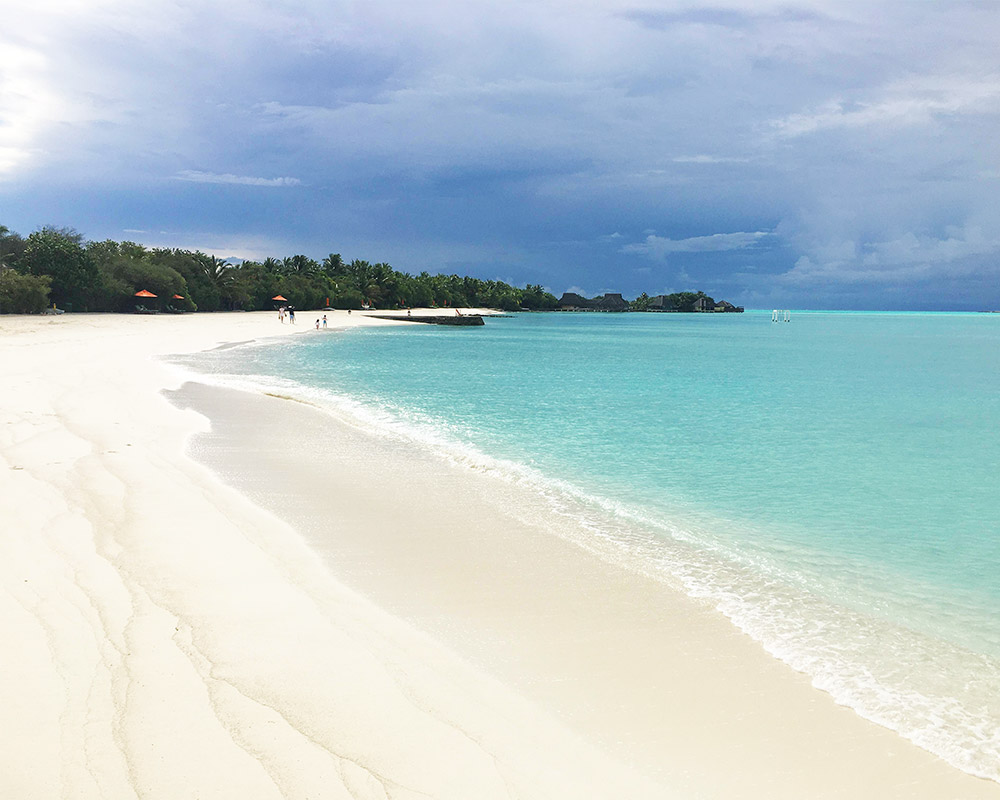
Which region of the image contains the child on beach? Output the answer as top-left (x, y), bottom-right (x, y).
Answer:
top-left (322, 315), bottom-right (327, 328)
top-left (315, 319), bottom-right (320, 329)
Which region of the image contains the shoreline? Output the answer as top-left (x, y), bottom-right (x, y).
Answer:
top-left (170, 378), bottom-right (1000, 799)
top-left (2, 311), bottom-right (999, 798)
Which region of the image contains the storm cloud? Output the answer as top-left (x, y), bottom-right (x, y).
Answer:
top-left (2, 0), bottom-right (999, 309)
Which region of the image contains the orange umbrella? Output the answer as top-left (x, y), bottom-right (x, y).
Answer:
top-left (172, 294), bottom-right (184, 299)
top-left (272, 295), bottom-right (288, 301)
top-left (134, 289), bottom-right (157, 298)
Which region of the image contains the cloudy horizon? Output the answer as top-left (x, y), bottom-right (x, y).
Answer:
top-left (2, 0), bottom-right (999, 310)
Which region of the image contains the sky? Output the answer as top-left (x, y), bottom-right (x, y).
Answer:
top-left (2, 0), bottom-right (999, 310)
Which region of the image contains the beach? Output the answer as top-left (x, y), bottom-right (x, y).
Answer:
top-left (2, 310), bottom-right (998, 799)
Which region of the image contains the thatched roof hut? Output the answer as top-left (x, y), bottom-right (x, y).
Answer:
top-left (594, 293), bottom-right (628, 311)
top-left (557, 292), bottom-right (591, 310)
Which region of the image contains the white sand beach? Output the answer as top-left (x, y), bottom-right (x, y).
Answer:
top-left (2, 310), bottom-right (998, 799)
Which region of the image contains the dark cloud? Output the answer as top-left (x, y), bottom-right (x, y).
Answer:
top-left (2, 0), bottom-right (999, 309)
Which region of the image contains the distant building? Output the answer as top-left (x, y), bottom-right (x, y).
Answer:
top-left (556, 292), bottom-right (590, 310)
top-left (556, 291), bottom-right (629, 311)
top-left (648, 295), bottom-right (679, 312)
top-left (692, 296), bottom-right (712, 312)
top-left (594, 293), bottom-right (628, 311)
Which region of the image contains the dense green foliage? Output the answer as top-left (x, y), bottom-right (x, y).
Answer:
top-left (0, 224), bottom-right (559, 313)
top-left (0, 271), bottom-right (51, 313)
top-left (21, 228), bottom-right (102, 312)
top-left (630, 292), bottom-right (652, 311)
top-left (0, 225), bottom-right (27, 271)
top-left (629, 290), bottom-right (711, 312)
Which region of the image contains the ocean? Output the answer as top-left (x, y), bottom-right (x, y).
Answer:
top-left (180, 309), bottom-right (1000, 782)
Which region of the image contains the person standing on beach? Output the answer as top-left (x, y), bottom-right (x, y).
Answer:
top-left (289, 309), bottom-right (295, 324)
top-left (322, 314), bottom-right (327, 328)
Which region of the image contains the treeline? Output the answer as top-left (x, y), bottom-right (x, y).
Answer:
top-left (0, 225), bottom-right (559, 314)
top-left (630, 291), bottom-right (711, 311)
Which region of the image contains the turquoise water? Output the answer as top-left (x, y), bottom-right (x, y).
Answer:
top-left (183, 310), bottom-right (1000, 780)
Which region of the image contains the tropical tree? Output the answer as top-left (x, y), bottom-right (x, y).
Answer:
top-left (630, 292), bottom-right (651, 311)
top-left (0, 225), bottom-right (27, 272)
top-left (261, 257), bottom-right (283, 275)
top-left (200, 254), bottom-right (234, 290)
top-left (521, 284), bottom-right (557, 310)
top-left (22, 227), bottom-right (100, 311)
top-left (283, 254), bottom-right (319, 276)
top-left (86, 239), bottom-right (191, 311)
top-left (0, 271), bottom-right (50, 312)
top-left (322, 253), bottom-right (346, 276)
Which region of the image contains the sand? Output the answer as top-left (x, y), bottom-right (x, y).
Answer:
top-left (2, 310), bottom-right (998, 799)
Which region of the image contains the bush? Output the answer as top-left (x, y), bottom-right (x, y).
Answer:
top-left (0, 271), bottom-right (52, 313)
top-left (331, 288), bottom-right (365, 309)
top-left (22, 228), bottom-right (101, 311)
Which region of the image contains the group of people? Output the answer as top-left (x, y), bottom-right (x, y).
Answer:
top-left (278, 306), bottom-right (336, 331)
top-left (278, 306), bottom-right (333, 331)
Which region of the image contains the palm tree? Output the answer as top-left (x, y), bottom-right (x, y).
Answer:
top-left (199, 254), bottom-right (234, 290)
top-left (0, 225), bottom-right (24, 273)
top-left (322, 253), bottom-right (345, 276)
top-left (283, 254), bottom-right (319, 276)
